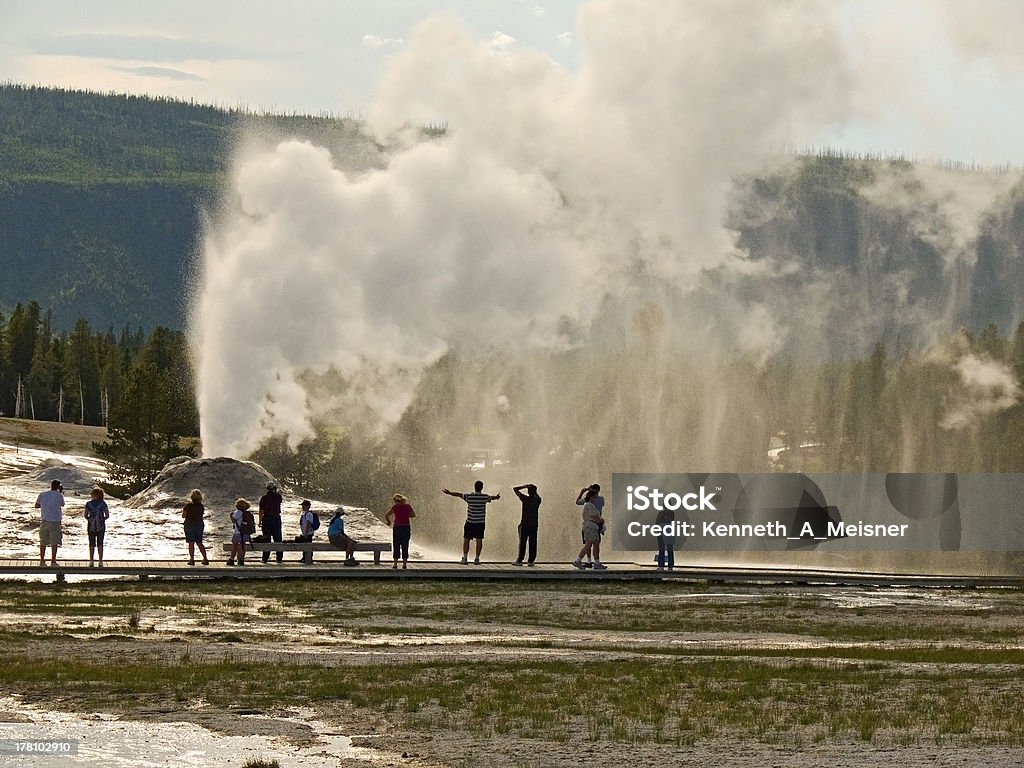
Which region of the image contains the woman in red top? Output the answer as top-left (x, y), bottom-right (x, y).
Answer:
top-left (384, 493), bottom-right (416, 569)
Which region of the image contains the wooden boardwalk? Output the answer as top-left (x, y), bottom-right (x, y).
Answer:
top-left (1, 558), bottom-right (1022, 587)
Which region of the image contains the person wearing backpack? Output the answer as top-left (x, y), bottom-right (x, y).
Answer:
top-left (294, 499), bottom-right (319, 562)
top-left (296, 500), bottom-right (319, 541)
top-left (227, 498), bottom-right (254, 566)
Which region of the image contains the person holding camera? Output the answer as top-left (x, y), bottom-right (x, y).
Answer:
top-left (35, 479), bottom-right (65, 566)
top-left (573, 487), bottom-right (607, 570)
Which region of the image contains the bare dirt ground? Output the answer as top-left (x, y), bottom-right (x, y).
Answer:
top-left (2, 578), bottom-right (1024, 767)
top-left (3, 431), bottom-right (1024, 766)
top-left (0, 417), bottom-right (109, 466)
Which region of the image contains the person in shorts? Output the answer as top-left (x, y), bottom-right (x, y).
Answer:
top-left (181, 488), bottom-right (209, 566)
top-left (574, 488), bottom-right (607, 570)
top-left (84, 487), bottom-right (109, 567)
top-left (443, 481), bottom-right (500, 565)
top-left (227, 498), bottom-right (252, 566)
top-left (35, 479), bottom-right (65, 566)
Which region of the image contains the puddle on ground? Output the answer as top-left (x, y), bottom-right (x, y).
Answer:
top-left (0, 697), bottom-right (380, 767)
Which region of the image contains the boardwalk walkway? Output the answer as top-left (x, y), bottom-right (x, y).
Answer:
top-left (1, 558), bottom-right (1021, 587)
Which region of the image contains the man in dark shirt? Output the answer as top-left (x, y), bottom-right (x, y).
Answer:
top-left (258, 482), bottom-right (284, 563)
top-left (443, 480), bottom-right (500, 565)
top-left (512, 484), bottom-right (541, 566)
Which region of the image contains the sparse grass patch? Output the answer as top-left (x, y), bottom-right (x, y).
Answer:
top-left (3, 579), bottom-right (1024, 749)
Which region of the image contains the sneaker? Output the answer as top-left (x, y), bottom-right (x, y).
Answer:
top-left (460, 556), bottom-right (468, 565)
top-left (473, 558), bottom-right (481, 565)
top-left (202, 559), bottom-right (209, 566)
top-left (188, 559), bottom-right (195, 566)
top-left (573, 559), bottom-right (584, 569)
top-left (527, 562), bottom-right (536, 567)
top-left (226, 559), bottom-right (235, 566)
top-left (97, 562), bottom-right (104, 568)
top-left (513, 561), bottom-right (523, 566)
top-left (50, 560), bottom-right (58, 566)
top-left (89, 561), bottom-right (95, 568)
top-left (392, 563), bottom-right (398, 570)
top-left (38, 560), bottom-right (45, 566)
top-left (593, 562), bottom-right (608, 570)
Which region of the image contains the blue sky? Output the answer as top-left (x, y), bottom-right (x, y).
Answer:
top-left (2, 0), bottom-right (1023, 165)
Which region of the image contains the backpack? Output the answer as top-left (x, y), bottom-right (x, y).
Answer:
top-left (241, 509), bottom-right (257, 535)
top-left (310, 511), bottom-right (321, 531)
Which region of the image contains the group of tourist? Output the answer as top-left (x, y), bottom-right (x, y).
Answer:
top-left (34, 479), bottom-right (110, 567)
top-left (440, 480), bottom-right (609, 569)
top-left (32, 476), bottom-right (634, 571)
top-left (182, 483), bottom-right (362, 568)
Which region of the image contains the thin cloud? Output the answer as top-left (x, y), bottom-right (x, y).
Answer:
top-left (362, 35), bottom-right (405, 49)
top-left (488, 32), bottom-right (517, 52)
top-left (27, 33), bottom-right (252, 63)
top-left (111, 65), bottom-right (206, 82)
top-left (557, 31), bottom-right (573, 48)
top-left (516, 0), bottom-right (546, 18)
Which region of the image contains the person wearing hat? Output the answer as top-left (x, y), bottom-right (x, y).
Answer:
top-left (227, 498), bottom-right (254, 566)
top-left (35, 479), bottom-right (65, 566)
top-left (327, 506), bottom-right (359, 565)
top-left (258, 481), bottom-right (284, 563)
top-left (294, 500), bottom-right (319, 562)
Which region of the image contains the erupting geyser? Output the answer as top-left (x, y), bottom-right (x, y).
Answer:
top-left (191, 1), bottom-right (1024, 568)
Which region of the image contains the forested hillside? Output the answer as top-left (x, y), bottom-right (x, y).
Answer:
top-left (0, 84), bottom-right (377, 330)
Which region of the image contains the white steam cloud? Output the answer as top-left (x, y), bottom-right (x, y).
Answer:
top-left (193, 0), bottom-right (1021, 458)
top-left (941, 353), bottom-right (1020, 430)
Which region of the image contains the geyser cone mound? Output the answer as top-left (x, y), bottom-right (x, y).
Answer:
top-left (126, 456), bottom-right (276, 512)
top-left (10, 459), bottom-right (104, 496)
top-left (126, 456), bottom-right (394, 545)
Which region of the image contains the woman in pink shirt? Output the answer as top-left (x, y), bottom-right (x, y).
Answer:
top-left (384, 493), bottom-right (416, 570)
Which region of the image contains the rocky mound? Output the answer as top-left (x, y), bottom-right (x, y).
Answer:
top-left (124, 455), bottom-right (393, 543)
top-left (9, 459), bottom-right (104, 496)
top-left (125, 456), bottom-right (277, 512)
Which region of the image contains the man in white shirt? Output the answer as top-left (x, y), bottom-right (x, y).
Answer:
top-left (295, 500), bottom-right (318, 563)
top-left (297, 500), bottom-right (317, 540)
top-left (35, 479), bottom-right (65, 566)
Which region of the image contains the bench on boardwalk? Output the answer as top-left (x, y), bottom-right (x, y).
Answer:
top-left (222, 541), bottom-right (391, 565)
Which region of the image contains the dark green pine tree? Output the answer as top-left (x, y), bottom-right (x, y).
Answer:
top-left (94, 327), bottom-right (198, 491)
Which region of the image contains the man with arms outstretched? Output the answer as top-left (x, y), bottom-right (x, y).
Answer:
top-left (443, 481), bottom-right (500, 565)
